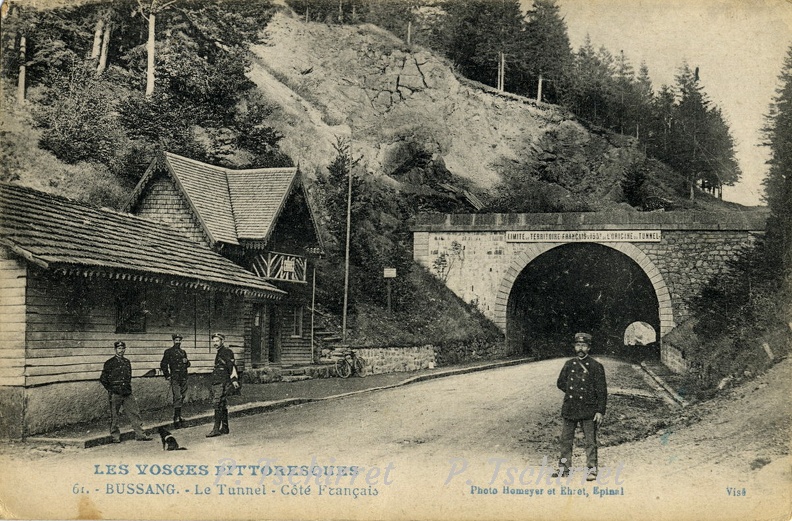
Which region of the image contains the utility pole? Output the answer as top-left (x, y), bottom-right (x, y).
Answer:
top-left (496, 52), bottom-right (506, 91)
top-left (17, 34), bottom-right (26, 104)
top-left (341, 150), bottom-right (353, 343)
top-left (310, 262), bottom-right (316, 362)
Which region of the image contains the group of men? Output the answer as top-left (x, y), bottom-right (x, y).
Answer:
top-left (100, 330), bottom-right (607, 479)
top-left (99, 332), bottom-right (240, 443)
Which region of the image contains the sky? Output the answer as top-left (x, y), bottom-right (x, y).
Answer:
top-left (549, 0), bottom-right (792, 206)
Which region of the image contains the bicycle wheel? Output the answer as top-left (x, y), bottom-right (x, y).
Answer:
top-left (353, 357), bottom-right (366, 378)
top-left (336, 358), bottom-right (352, 378)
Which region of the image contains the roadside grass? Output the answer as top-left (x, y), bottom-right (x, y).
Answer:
top-left (320, 264), bottom-right (506, 361)
top-left (523, 395), bottom-right (674, 459)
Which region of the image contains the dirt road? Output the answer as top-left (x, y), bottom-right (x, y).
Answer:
top-left (1, 357), bottom-right (789, 520)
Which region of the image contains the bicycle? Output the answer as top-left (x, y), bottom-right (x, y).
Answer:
top-left (334, 349), bottom-right (366, 378)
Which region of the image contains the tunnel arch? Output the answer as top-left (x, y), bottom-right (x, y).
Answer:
top-left (493, 242), bottom-right (674, 353)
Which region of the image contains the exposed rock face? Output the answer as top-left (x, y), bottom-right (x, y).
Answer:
top-left (248, 11), bottom-right (659, 210)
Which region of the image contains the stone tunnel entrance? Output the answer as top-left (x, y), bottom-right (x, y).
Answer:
top-left (506, 243), bottom-right (660, 361)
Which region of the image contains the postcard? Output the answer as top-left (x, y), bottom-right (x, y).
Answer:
top-left (1, 0), bottom-right (790, 520)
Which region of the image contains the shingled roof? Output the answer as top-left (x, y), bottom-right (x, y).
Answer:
top-left (128, 152), bottom-right (322, 249)
top-left (0, 183), bottom-right (286, 299)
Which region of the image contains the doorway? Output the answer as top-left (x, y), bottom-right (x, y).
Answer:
top-left (251, 304), bottom-right (280, 366)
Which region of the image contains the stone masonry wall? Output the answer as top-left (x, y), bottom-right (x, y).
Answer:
top-left (661, 343), bottom-right (690, 374)
top-left (640, 230), bottom-right (759, 326)
top-left (356, 346), bottom-right (436, 375)
top-left (244, 340), bottom-right (514, 384)
top-left (414, 228), bottom-right (760, 338)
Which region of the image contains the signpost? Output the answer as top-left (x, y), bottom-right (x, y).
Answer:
top-left (384, 268), bottom-right (396, 314)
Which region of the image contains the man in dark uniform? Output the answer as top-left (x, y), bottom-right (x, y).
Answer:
top-left (160, 333), bottom-right (191, 428)
top-left (552, 332), bottom-right (607, 480)
top-left (206, 333), bottom-right (240, 438)
top-left (99, 341), bottom-right (152, 443)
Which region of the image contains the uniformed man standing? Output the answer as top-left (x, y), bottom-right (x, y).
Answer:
top-left (160, 333), bottom-right (191, 428)
top-left (206, 333), bottom-right (240, 438)
top-left (552, 332), bottom-right (607, 480)
top-left (100, 341), bottom-right (152, 443)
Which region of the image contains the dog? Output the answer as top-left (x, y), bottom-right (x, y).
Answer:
top-left (157, 426), bottom-right (187, 451)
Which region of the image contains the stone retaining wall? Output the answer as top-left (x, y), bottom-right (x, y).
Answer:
top-left (434, 338), bottom-right (514, 365)
top-left (243, 341), bottom-right (513, 383)
top-left (661, 344), bottom-right (689, 374)
top-left (355, 346), bottom-right (436, 374)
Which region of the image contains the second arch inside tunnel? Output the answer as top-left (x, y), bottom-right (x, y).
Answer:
top-left (506, 243), bottom-right (660, 361)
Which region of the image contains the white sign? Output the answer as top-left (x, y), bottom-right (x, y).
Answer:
top-left (383, 268), bottom-right (397, 278)
top-left (505, 230), bottom-right (662, 243)
top-left (282, 259), bottom-right (295, 272)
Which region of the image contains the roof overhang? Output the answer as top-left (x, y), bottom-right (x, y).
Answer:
top-left (30, 261), bottom-right (286, 300)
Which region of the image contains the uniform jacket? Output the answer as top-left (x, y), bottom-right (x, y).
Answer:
top-left (160, 345), bottom-right (191, 381)
top-left (100, 356), bottom-right (133, 396)
top-left (212, 346), bottom-right (238, 385)
top-left (556, 355), bottom-right (607, 420)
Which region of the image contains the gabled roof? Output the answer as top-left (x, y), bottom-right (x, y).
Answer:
top-left (164, 153), bottom-right (239, 245)
top-left (227, 168), bottom-right (297, 240)
top-left (128, 152), bottom-right (323, 250)
top-left (0, 183), bottom-right (286, 299)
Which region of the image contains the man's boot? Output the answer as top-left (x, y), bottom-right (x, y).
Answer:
top-left (206, 410), bottom-right (222, 437)
top-left (173, 408), bottom-right (181, 429)
top-left (220, 408), bottom-right (229, 435)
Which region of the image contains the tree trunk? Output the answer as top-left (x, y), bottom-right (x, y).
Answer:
top-left (17, 35), bottom-right (26, 104)
top-left (146, 12), bottom-right (155, 96)
top-left (97, 22), bottom-right (111, 75)
top-left (537, 73), bottom-right (543, 102)
top-left (91, 18), bottom-right (104, 59)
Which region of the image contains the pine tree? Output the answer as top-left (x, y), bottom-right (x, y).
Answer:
top-left (444, 0), bottom-right (525, 90)
top-left (523, 0), bottom-right (573, 103)
top-left (634, 62), bottom-right (654, 139)
top-left (568, 37), bottom-right (623, 128)
top-left (672, 63), bottom-right (741, 199)
top-left (763, 44), bottom-right (792, 286)
top-left (612, 50), bottom-right (635, 134)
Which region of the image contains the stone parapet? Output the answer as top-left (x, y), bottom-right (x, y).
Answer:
top-left (411, 210), bottom-right (769, 231)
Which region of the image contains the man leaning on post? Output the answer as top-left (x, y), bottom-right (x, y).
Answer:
top-left (100, 341), bottom-right (152, 443)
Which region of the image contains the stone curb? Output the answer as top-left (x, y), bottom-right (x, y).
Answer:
top-left (609, 386), bottom-right (661, 400)
top-left (26, 358), bottom-right (535, 449)
top-left (639, 361), bottom-right (690, 407)
top-left (315, 357), bottom-right (536, 402)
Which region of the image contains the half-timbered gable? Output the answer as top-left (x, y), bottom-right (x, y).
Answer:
top-left (0, 183), bottom-right (285, 437)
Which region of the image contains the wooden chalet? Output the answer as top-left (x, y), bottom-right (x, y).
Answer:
top-left (0, 183), bottom-right (287, 437)
top-left (126, 152), bottom-right (325, 369)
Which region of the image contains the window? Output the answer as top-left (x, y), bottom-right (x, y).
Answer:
top-left (66, 279), bottom-right (91, 328)
top-left (115, 286), bottom-right (147, 333)
top-left (291, 306), bottom-right (304, 338)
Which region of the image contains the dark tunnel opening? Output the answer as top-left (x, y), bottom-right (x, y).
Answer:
top-left (506, 243), bottom-right (660, 361)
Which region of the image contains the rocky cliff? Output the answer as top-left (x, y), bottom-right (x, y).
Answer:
top-left (248, 9), bottom-right (719, 212)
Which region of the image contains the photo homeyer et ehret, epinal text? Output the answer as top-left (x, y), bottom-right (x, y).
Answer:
top-left (0, 0), bottom-right (790, 520)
